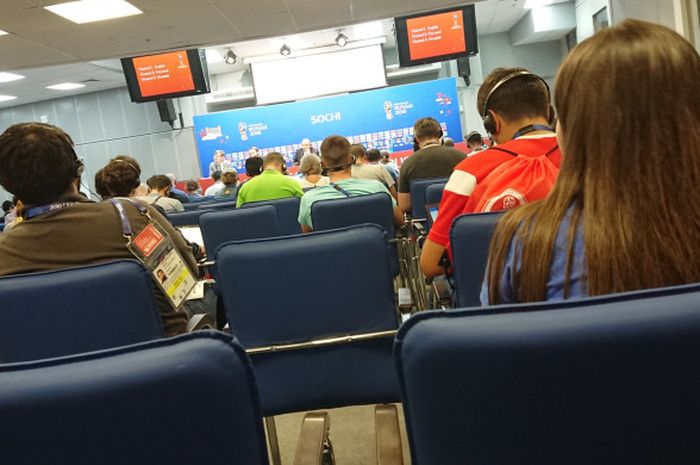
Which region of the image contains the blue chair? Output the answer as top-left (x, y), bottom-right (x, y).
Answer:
top-left (242, 196), bottom-right (302, 236)
top-left (396, 284), bottom-right (700, 465)
top-left (409, 178), bottom-right (448, 220)
top-left (424, 182), bottom-right (446, 206)
top-left (166, 209), bottom-right (206, 227)
top-left (0, 331), bottom-right (268, 465)
top-left (198, 200), bottom-right (237, 210)
top-left (449, 211), bottom-right (505, 307)
top-left (0, 260), bottom-right (163, 363)
top-left (311, 193), bottom-right (398, 276)
top-left (215, 224), bottom-right (402, 461)
top-left (199, 205), bottom-right (280, 258)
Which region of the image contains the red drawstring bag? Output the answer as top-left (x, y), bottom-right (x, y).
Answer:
top-left (469, 145), bottom-right (560, 213)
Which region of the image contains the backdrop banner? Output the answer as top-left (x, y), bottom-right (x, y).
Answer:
top-left (193, 77), bottom-right (463, 177)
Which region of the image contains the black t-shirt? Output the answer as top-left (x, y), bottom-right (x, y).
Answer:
top-left (398, 145), bottom-right (466, 193)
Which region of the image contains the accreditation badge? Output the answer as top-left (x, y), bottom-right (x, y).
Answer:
top-left (128, 221), bottom-right (197, 310)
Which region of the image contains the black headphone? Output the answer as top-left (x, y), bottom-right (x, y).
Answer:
top-left (481, 71), bottom-right (552, 136)
top-left (321, 156), bottom-right (356, 176)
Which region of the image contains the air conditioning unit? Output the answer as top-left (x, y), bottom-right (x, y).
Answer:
top-left (204, 86), bottom-right (255, 104)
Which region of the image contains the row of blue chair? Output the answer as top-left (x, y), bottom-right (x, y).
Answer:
top-left (0, 223), bottom-right (402, 463)
top-left (4, 250), bottom-right (700, 464)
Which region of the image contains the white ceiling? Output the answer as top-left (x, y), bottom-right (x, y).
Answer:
top-left (0, 0), bottom-right (568, 108)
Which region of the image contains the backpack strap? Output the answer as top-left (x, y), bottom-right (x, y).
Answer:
top-left (490, 147), bottom-right (519, 157)
top-left (544, 144), bottom-right (559, 157)
top-left (490, 144), bottom-right (559, 158)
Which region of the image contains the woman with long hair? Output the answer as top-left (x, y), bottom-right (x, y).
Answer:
top-left (483, 19), bottom-right (700, 304)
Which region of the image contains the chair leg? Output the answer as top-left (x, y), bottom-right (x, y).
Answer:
top-left (375, 404), bottom-right (404, 465)
top-left (265, 416), bottom-right (283, 465)
top-left (294, 412), bottom-right (332, 465)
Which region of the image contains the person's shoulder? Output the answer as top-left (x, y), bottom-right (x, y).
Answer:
top-left (351, 177), bottom-right (386, 191)
top-left (301, 185), bottom-right (333, 202)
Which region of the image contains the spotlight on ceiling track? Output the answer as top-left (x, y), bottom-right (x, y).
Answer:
top-left (335, 32), bottom-right (348, 48)
top-left (224, 49), bottom-right (237, 65)
top-left (280, 44), bottom-right (291, 56)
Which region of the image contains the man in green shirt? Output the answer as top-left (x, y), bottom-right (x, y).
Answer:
top-left (298, 135), bottom-right (404, 232)
top-left (236, 152), bottom-right (303, 207)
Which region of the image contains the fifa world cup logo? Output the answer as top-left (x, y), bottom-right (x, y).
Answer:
top-left (384, 101), bottom-right (393, 120)
top-left (238, 122), bottom-right (248, 141)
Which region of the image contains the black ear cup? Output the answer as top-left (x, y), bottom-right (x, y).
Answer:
top-left (482, 112), bottom-right (497, 135)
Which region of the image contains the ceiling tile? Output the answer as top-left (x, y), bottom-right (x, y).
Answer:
top-left (0, 5), bottom-right (71, 32)
top-left (291, 6), bottom-right (353, 30)
top-left (231, 12), bottom-right (298, 39)
top-left (214, 0), bottom-right (288, 20)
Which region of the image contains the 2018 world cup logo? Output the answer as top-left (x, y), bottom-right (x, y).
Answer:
top-left (238, 122), bottom-right (248, 141)
top-left (384, 101), bottom-right (393, 120)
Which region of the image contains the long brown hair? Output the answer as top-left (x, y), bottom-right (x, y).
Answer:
top-left (487, 19), bottom-right (700, 303)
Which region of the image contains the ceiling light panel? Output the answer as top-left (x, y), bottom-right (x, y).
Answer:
top-left (0, 96), bottom-right (17, 103)
top-left (46, 83), bottom-right (85, 90)
top-left (45, 0), bottom-right (142, 24)
top-left (0, 30), bottom-right (8, 36)
top-left (0, 73), bottom-right (25, 83)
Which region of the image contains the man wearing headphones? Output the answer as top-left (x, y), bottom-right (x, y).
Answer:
top-left (0, 123), bottom-right (198, 336)
top-left (297, 135), bottom-right (404, 233)
top-left (420, 67), bottom-right (562, 278)
top-left (398, 117), bottom-right (466, 213)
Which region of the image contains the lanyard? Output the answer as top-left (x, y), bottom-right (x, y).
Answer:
top-left (330, 182), bottom-right (353, 198)
top-left (109, 199), bottom-right (149, 238)
top-left (513, 124), bottom-right (554, 140)
top-left (24, 202), bottom-right (76, 220)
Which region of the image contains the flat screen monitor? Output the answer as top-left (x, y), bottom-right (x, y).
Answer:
top-left (395, 5), bottom-right (478, 67)
top-left (121, 49), bottom-right (210, 103)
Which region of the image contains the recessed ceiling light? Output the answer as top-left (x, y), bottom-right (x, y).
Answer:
top-left (46, 83), bottom-right (85, 91)
top-left (45, 0), bottom-right (142, 24)
top-left (224, 49), bottom-right (237, 65)
top-left (0, 30), bottom-right (8, 36)
top-left (335, 33), bottom-right (349, 48)
top-left (0, 95), bottom-right (17, 103)
top-left (0, 72), bottom-right (25, 83)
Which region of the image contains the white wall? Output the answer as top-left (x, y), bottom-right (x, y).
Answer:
top-left (458, 33), bottom-right (565, 135)
top-left (609, 0), bottom-right (677, 30)
top-left (575, 0), bottom-right (611, 41)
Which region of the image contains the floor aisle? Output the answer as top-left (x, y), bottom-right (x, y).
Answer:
top-left (272, 403), bottom-right (412, 465)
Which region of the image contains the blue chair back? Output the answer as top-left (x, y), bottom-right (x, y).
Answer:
top-left (425, 182), bottom-right (446, 206)
top-left (184, 201), bottom-right (215, 211)
top-left (311, 193), bottom-right (398, 275)
top-left (215, 224), bottom-right (400, 416)
top-left (166, 210), bottom-right (206, 227)
top-left (311, 192), bottom-right (395, 236)
top-left (449, 211), bottom-right (505, 307)
top-left (198, 200), bottom-right (237, 210)
top-left (199, 205), bottom-right (279, 257)
top-left (409, 178), bottom-right (447, 220)
top-left (396, 284), bottom-right (700, 465)
top-left (242, 197), bottom-right (302, 236)
top-left (0, 260), bottom-right (163, 363)
top-left (0, 332), bottom-right (268, 465)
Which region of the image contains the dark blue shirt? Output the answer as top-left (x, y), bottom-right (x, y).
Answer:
top-left (481, 210), bottom-right (587, 304)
